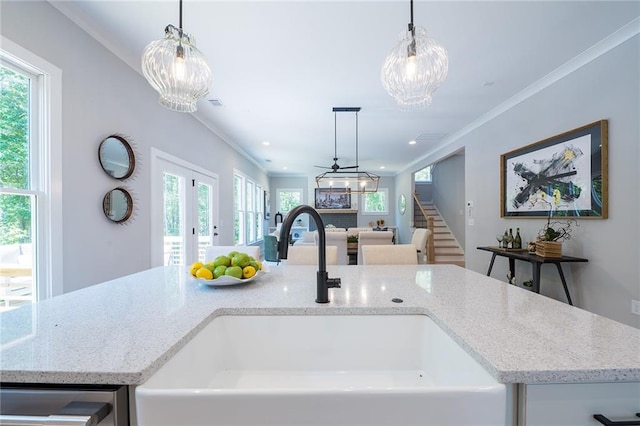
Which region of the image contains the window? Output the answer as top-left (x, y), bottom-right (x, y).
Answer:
top-left (1, 39), bottom-right (62, 307)
top-left (233, 171), bottom-right (263, 245)
top-left (361, 188), bottom-right (389, 215)
top-left (415, 165), bottom-right (432, 182)
top-left (276, 188), bottom-right (302, 214)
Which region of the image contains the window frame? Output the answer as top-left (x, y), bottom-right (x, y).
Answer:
top-left (1, 37), bottom-right (62, 300)
top-left (233, 170), bottom-right (263, 245)
top-left (414, 165), bottom-right (433, 182)
top-left (276, 188), bottom-right (303, 215)
top-left (360, 188), bottom-right (389, 216)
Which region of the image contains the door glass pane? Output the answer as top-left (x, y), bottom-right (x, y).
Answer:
top-left (197, 182), bottom-right (212, 262)
top-left (0, 193), bottom-right (35, 310)
top-left (163, 172), bottom-right (184, 266)
top-left (0, 64), bottom-right (30, 191)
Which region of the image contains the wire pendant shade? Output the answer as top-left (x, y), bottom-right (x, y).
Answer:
top-left (315, 171), bottom-right (380, 194)
top-left (142, 1), bottom-right (212, 113)
top-left (315, 107), bottom-right (380, 194)
top-left (381, 1), bottom-right (448, 109)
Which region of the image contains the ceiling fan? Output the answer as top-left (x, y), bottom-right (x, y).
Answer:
top-left (314, 107), bottom-right (361, 172)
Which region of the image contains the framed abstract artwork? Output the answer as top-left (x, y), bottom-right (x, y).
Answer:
top-left (500, 120), bottom-right (608, 218)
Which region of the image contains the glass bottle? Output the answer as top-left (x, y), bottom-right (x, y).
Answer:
top-left (514, 228), bottom-right (522, 249)
top-left (508, 228), bottom-right (514, 248)
top-left (502, 229), bottom-right (509, 248)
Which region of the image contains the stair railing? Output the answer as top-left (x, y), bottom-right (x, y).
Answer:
top-left (413, 192), bottom-right (435, 264)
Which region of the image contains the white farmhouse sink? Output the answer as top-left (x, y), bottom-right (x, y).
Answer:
top-left (136, 315), bottom-right (506, 425)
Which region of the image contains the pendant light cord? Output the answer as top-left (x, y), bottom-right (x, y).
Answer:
top-left (334, 111), bottom-right (338, 160)
top-left (179, 0), bottom-right (183, 30)
top-left (355, 111), bottom-right (359, 170)
top-left (408, 0), bottom-right (415, 34)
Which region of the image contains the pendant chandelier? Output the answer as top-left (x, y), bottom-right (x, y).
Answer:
top-left (141, 0), bottom-right (212, 113)
top-left (381, 0), bottom-right (448, 109)
top-left (315, 107), bottom-right (380, 194)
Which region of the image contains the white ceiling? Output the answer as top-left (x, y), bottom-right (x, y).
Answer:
top-left (49, 0), bottom-right (640, 177)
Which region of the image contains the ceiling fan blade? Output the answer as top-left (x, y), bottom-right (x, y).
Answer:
top-left (314, 165), bottom-right (333, 169)
top-left (339, 165), bottom-right (359, 170)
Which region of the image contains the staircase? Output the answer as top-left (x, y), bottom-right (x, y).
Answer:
top-left (414, 199), bottom-right (465, 267)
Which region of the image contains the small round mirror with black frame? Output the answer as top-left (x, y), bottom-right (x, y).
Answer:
top-left (99, 135), bottom-right (135, 179)
top-left (103, 187), bottom-right (133, 223)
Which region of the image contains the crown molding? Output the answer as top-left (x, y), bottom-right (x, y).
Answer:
top-left (399, 16), bottom-right (640, 176)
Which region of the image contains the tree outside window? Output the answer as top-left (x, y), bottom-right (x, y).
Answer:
top-left (361, 189), bottom-right (388, 215)
top-left (277, 189), bottom-right (302, 214)
top-left (233, 171), bottom-right (263, 244)
top-left (0, 65), bottom-right (30, 245)
top-left (415, 165), bottom-right (432, 182)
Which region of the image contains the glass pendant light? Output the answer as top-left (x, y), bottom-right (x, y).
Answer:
top-left (381, 0), bottom-right (448, 109)
top-left (141, 0), bottom-right (212, 113)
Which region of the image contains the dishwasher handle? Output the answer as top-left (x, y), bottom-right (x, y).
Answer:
top-left (0, 401), bottom-right (111, 426)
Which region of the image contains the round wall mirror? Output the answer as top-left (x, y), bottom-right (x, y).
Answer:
top-left (399, 193), bottom-right (407, 215)
top-left (99, 135), bottom-right (135, 179)
top-left (103, 187), bottom-right (133, 223)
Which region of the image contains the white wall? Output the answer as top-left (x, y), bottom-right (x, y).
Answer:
top-left (396, 35), bottom-right (640, 328)
top-left (432, 153), bottom-right (466, 250)
top-left (1, 1), bottom-right (268, 293)
top-left (394, 171), bottom-right (414, 245)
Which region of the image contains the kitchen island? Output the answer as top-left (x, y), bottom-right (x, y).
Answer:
top-left (1, 265), bottom-right (639, 424)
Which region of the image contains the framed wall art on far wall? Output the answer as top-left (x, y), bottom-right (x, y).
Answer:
top-left (500, 120), bottom-right (608, 219)
top-left (264, 190), bottom-right (271, 220)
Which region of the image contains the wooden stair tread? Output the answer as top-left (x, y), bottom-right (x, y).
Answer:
top-left (415, 200), bottom-right (465, 268)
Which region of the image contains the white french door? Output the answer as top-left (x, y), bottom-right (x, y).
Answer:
top-left (151, 150), bottom-right (219, 267)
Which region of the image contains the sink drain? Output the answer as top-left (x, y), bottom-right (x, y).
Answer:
top-left (391, 298), bottom-right (403, 303)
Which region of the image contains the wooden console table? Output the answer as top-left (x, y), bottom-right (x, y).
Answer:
top-left (477, 246), bottom-right (588, 305)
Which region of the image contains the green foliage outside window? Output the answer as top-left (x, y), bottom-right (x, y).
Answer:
top-left (0, 65), bottom-right (31, 244)
top-left (163, 174), bottom-right (181, 237)
top-left (363, 190), bottom-right (387, 213)
top-left (198, 183), bottom-right (210, 236)
top-left (278, 190), bottom-right (301, 213)
top-left (415, 165), bottom-right (432, 182)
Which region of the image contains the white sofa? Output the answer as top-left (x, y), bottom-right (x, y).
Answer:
top-left (292, 231), bottom-right (318, 246)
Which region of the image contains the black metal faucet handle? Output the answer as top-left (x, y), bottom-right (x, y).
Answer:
top-left (326, 277), bottom-right (341, 288)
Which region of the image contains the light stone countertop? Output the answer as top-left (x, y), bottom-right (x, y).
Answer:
top-left (1, 264), bottom-right (639, 385)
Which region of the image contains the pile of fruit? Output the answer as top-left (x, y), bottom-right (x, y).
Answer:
top-left (190, 251), bottom-right (263, 281)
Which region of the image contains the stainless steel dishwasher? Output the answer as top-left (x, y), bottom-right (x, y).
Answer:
top-left (0, 384), bottom-right (128, 425)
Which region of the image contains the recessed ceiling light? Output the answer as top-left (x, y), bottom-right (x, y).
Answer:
top-left (380, 166), bottom-right (385, 169)
top-left (409, 140), bottom-right (417, 145)
top-left (282, 166), bottom-right (287, 170)
top-left (262, 141), bottom-right (270, 146)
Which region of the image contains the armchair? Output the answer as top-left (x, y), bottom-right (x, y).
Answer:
top-left (362, 244), bottom-right (418, 265)
top-left (357, 230), bottom-right (393, 265)
top-left (325, 231), bottom-right (348, 265)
